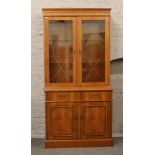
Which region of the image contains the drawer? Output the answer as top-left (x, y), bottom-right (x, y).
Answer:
top-left (46, 92), bottom-right (77, 102)
top-left (79, 91), bottom-right (112, 101)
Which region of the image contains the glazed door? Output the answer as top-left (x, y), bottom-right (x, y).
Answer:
top-left (80, 102), bottom-right (112, 139)
top-left (44, 17), bottom-right (77, 86)
top-left (77, 17), bottom-right (110, 86)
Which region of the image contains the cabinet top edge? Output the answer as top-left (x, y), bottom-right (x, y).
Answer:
top-left (42, 8), bottom-right (111, 17)
top-left (42, 8), bottom-right (111, 12)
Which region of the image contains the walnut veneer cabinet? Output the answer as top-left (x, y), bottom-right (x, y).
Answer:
top-left (42, 8), bottom-right (112, 148)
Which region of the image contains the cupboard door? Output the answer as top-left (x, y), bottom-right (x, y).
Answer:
top-left (77, 17), bottom-right (110, 86)
top-left (80, 102), bottom-right (112, 139)
top-left (44, 17), bottom-right (77, 86)
top-left (46, 102), bottom-right (78, 140)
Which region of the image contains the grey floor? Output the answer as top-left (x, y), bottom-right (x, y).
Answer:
top-left (31, 138), bottom-right (123, 155)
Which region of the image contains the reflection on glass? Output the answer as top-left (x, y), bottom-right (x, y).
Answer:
top-left (82, 20), bottom-right (105, 82)
top-left (48, 20), bottom-right (73, 83)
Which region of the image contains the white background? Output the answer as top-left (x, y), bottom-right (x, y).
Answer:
top-left (0, 0), bottom-right (155, 154)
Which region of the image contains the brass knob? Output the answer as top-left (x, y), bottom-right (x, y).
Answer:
top-left (92, 93), bottom-right (100, 98)
top-left (58, 93), bottom-right (66, 99)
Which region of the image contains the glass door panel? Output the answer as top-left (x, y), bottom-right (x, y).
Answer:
top-left (48, 20), bottom-right (73, 83)
top-left (81, 20), bottom-right (105, 83)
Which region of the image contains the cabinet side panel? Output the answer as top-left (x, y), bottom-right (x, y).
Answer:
top-left (105, 17), bottom-right (110, 85)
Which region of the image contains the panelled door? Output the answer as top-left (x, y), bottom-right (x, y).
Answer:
top-left (44, 17), bottom-right (77, 87)
top-left (46, 102), bottom-right (78, 140)
top-left (80, 101), bottom-right (112, 139)
top-left (77, 17), bottom-right (110, 86)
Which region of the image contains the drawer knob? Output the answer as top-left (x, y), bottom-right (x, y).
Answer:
top-left (58, 93), bottom-right (66, 99)
top-left (91, 93), bottom-right (100, 97)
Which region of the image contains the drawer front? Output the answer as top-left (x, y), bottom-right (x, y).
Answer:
top-left (79, 91), bottom-right (112, 101)
top-left (46, 92), bottom-right (77, 102)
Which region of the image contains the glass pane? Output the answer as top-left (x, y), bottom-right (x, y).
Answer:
top-left (48, 20), bottom-right (73, 83)
top-left (82, 20), bottom-right (105, 82)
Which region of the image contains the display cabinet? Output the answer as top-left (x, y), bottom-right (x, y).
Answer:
top-left (42, 8), bottom-right (112, 148)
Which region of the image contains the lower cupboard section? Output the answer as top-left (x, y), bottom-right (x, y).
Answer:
top-left (46, 101), bottom-right (112, 141)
